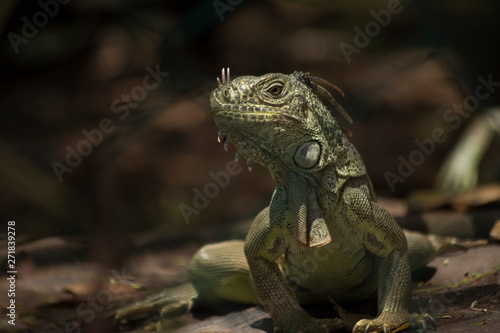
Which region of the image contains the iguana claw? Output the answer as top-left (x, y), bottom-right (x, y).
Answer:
top-left (353, 315), bottom-right (409, 333)
top-left (409, 313), bottom-right (436, 332)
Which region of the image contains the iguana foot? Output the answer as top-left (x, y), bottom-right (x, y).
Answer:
top-left (353, 312), bottom-right (435, 333)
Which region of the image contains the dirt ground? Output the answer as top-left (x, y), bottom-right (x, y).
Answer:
top-left (1, 222), bottom-right (498, 333)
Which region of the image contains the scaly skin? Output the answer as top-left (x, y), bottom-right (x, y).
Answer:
top-left (116, 69), bottom-right (437, 332)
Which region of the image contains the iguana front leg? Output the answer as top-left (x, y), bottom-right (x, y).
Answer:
top-left (352, 201), bottom-right (434, 333)
top-left (353, 249), bottom-right (413, 333)
top-left (244, 206), bottom-right (343, 332)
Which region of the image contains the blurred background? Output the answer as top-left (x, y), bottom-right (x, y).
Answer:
top-left (1, 0), bottom-right (500, 332)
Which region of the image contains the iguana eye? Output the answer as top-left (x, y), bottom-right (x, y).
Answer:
top-left (294, 141), bottom-right (321, 169)
top-left (267, 84), bottom-right (284, 96)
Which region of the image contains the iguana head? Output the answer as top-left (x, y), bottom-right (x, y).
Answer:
top-left (209, 68), bottom-right (356, 180)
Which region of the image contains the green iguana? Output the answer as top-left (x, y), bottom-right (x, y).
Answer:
top-left (116, 69), bottom-right (446, 332)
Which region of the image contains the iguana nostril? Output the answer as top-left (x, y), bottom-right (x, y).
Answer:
top-left (222, 88), bottom-right (230, 101)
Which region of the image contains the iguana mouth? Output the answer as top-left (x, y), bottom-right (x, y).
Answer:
top-left (215, 129), bottom-right (255, 172)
